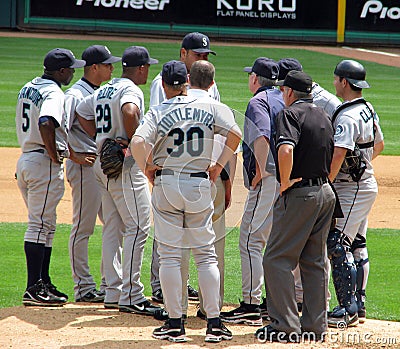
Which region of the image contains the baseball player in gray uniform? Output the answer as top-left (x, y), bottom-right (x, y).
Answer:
top-left (132, 60), bottom-right (241, 343)
top-left (220, 58), bottom-right (282, 326)
top-left (65, 45), bottom-right (121, 302)
top-left (149, 32), bottom-right (227, 310)
top-left (76, 46), bottom-right (161, 314)
top-left (16, 48), bottom-right (85, 306)
top-left (327, 60), bottom-right (384, 327)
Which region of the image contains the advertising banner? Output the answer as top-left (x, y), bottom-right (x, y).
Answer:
top-left (346, 0), bottom-right (400, 32)
top-left (29, 0), bottom-right (337, 29)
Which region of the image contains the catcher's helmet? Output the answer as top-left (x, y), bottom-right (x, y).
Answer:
top-left (334, 60), bottom-right (370, 89)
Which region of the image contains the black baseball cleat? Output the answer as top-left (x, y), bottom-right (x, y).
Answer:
top-left (220, 301), bottom-right (262, 326)
top-left (327, 306), bottom-right (359, 328)
top-left (205, 318), bottom-right (233, 342)
top-left (119, 300), bottom-right (161, 316)
top-left (76, 289), bottom-right (105, 303)
top-left (196, 309), bottom-right (207, 320)
top-left (260, 297), bottom-right (270, 320)
top-left (187, 284), bottom-right (199, 301)
top-left (23, 280), bottom-right (66, 307)
top-left (44, 282), bottom-right (68, 301)
top-left (152, 318), bottom-right (187, 342)
top-left (151, 288), bottom-right (163, 303)
top-left (358, 306), bottom-right (366, 324)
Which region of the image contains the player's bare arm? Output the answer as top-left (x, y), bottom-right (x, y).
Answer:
top-left (39, 116), bottom-right (61, 163)
top-left (277, 143), bottom-right (301, 195)
top-left (209, 125), bottom-right (242, 183)
top-left (224, 155), bottom-right (237, 209)
top-left (251, 136), bottom-right (270, 188)
top-left (76, 113), bottom-right (96, 138)
top-left (122, 102), bottom-right (140, 139)
top-left (328, 146), bottom-right (348, 182)
top-left (373, 140), bottom-right (384, 160)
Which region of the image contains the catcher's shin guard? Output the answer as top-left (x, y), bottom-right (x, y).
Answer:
top-left (327, 229), bottom-right (358, 314)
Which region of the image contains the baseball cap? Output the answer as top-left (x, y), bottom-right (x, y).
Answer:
top-left (44, 48), bottom-right (86, 71)
top-left (122, 46), bottom-right (158, 67)
top-left (334, 59), bottom-right (370, 89)
top-left (162, 60), bottom-right (187, 86)
top-left (181, 32), bottom-right (216, 55)
top-left (82, 45), bottom-right (121, 66)
top-left (276, 70), bottom-right (312, 93)
top-left (277, 58), bottom-right (303, 80)
top-left (243, 57), bottom-right (279, 80)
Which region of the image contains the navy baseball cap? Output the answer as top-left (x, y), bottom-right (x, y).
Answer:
top-left (82, 45), bottom-right (121, 66)
top-left (276, 70), bottom-right (312, 93)
top-left (44, 48), bottom-right (86, 71)
top-left (162, 60), bottom-right (187, 86)
top-left (277, 58), bottom-right (303, 80)
top-left (243, 57), bottom-right (279, 80)
top-left (122, 46), bottom-right (158, 67)
top-left (181, 32), bottom-right (216, 55)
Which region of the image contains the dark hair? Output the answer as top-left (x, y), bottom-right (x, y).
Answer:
top-left (339, 77), bottom-right (362, 92)
top-left (189, 61), bottom-right (215, 89)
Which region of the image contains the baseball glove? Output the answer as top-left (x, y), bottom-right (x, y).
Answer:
top-left (100, 138), bottom-right (124, 179)
top-left (340, 145), bottom-right (366, 182)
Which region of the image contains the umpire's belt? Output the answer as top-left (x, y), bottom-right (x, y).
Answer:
top-left (155, 169), bottom-right (208, 179)
top-left (292, 177), bottom-right (328, 189)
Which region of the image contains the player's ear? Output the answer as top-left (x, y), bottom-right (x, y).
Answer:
top-left (180, 48), bottom-right (187, 60)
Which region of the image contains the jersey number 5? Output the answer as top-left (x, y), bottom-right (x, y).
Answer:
top-left (167, 127), bottom-right (204, 157)
top-left (22, 103), bottom-right (30, 132)
top-left (96, 104), bottom-right (112, 134)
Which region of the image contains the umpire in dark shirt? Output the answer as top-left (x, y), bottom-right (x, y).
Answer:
top-left (256, 71), bottom-right (336, 342)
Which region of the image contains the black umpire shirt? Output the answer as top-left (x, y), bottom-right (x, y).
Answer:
top-left (274, 98), bottom-right (334, 183)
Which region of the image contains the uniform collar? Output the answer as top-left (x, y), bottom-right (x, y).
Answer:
top-left (41, 74), bottom-right (61, 87)
top-left (254, 86), bottom-right (275, 96)
top-left (81, 77), bottom-right (100, 90)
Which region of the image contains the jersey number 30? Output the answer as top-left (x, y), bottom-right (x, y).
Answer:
top-left (167, 127), bottom-right (204, 157)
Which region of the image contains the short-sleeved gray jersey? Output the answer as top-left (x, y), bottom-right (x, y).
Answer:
top-left (77, 77), bottom-right (144, 152)
top-left (149, 72), bottom-right (220, 107)
top-left (16, 77), bottom-right (68, 152)
top-left (65, 79), bottom-right (97, 153)
top-left (333, 98), bottom-right (384, 180)
top-left (311, 82), bottom-right (341, 118)
top-left (135, 95), bottom-right (237, 173)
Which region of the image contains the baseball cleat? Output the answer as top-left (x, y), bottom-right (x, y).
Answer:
top-left (358, 307), bottom-right (366, 324)
top-left (205, 318), bottom-right (232, 342)
top-left (220, 301), bottom-right (262, 326)
top-left (152, 319), bottom-right (187, 342)
top-left (44, 282), bottom-right (68, 301)
top-left (119, 300), bottom-right (161, 316)
top-left (151, 288), bottom-right (163, 303)
top-left (76, 289), bottom-right (105, 303)
top-left (259, 297), bottom-right (270, 320)
top-left (187, 284), bottom-right (199, 301)
top-left (328, 307), bottom-right (359, 328)
top-left (23, 280), bottom-right (66, 307)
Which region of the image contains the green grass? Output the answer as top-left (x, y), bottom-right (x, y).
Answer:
top-left (1, 223), bottom-right (399, 322)
top-left (1, 36), bottom-right (400, 153)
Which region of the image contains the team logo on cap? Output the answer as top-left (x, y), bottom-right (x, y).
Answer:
top-left (202, 37), bottom-right (208, 47)
top-left (104, 46), bottom-right (111, 54)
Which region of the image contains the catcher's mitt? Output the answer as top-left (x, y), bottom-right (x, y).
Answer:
top-left (340, 145), bottom-right (366, 182)
top-left (100, 138), bottom-right (124, 179)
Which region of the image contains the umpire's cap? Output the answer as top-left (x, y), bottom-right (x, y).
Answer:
top-left (44, 48), bottom-right (86, 71)
top-left (82, 45), bottom-right (121, 66)
top-left (334, 60), bottom-right (370, 89)
top-left (181, 32), bottom-right (216, 55)
top-left (277, 58), bottom-right (303, 80)
top-left (276, 70), bottom-right (312, 93)
top-left (162, 60), bottom-right (187, 86)
top-left (122, 46), bottom-right (158, 67)
top-left (243, 58), bottom-right (279, 80)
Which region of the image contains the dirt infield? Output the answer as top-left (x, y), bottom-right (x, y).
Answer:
top-left (1, 31), bottom-right (399, 348)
